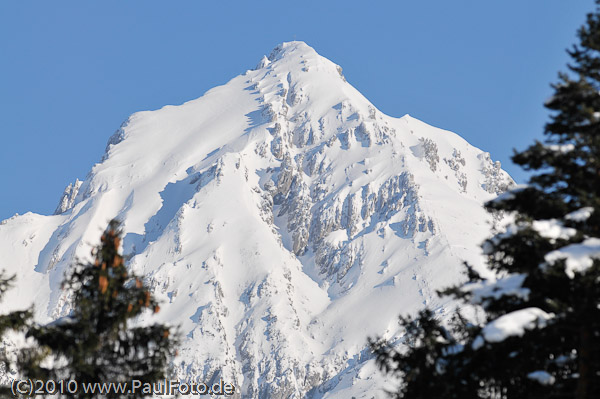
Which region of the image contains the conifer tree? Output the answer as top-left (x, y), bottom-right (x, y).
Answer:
top-left (372, 2), bottom-right (600, 398)
top-left (21, 220), bottom-right (176, 398)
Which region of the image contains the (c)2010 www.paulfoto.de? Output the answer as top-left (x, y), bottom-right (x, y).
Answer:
top-left (10, 378), bottom-right (237, 396)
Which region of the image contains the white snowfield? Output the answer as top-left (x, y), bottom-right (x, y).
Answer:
top-left (0, 42), bottom-right (513, 398)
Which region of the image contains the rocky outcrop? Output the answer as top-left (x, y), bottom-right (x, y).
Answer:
top-left (54, 179), bottom-right (82, 214)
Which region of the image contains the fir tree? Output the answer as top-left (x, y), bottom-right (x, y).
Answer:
top-left (371, 309), bottom-right (479, 399)
top-left (372, 2), bottom-right (600, 398)
top-left (21, 220), bottom-right (176, 398)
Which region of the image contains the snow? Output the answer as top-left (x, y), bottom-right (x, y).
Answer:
top-left (488, 184), bottom-right (527, 204)
top-left (46, 316), bottom-right (75, 327)
top-left (484, 217), bottom-right (576, 254)
top-left (472, 336), bottom-right (485, 350)
top-left (255, 55), bottom-right (270, 70)
top-left (0, 41), bottom-right (513, 398)
top-left (531, 219), bottom-right (577, 242)
top-left (544, 238), bottom-right (600, 278)
top-left (546, 143), bottom-right (575, 153)
top-left (477, 308), bottom-right (553, 346)
top-left (464, 273), bottom-right (530, 306)
top-left (483, 224), bottom-right (520, 254)
top-left (565, 207), bottom-right (594, 222)
top-left (527, 370), bottom-right (555, 385)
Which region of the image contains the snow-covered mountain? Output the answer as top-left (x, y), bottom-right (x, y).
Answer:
top-left (0, 42), bottom-right (512, 398)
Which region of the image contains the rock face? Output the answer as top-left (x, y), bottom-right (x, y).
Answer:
top-left (0, 42), bottom-right (512, 398)
top-left (54, 179), bottom-right (82, 214)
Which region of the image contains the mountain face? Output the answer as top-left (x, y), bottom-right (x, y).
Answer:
top-left (0, 42), bottom-right (512, 398)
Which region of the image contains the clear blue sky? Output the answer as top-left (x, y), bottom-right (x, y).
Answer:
top-left (0, 1), bottom-right (594, 221)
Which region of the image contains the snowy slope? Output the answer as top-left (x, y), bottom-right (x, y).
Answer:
top-left (0, 42), bottom-right (512, 398)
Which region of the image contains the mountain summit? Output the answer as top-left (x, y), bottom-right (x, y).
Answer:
top-left (0, 42), bottom-right (512, 398)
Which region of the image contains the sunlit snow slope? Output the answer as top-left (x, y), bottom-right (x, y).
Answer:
top-left (0, 42), bottom-right (512, 398)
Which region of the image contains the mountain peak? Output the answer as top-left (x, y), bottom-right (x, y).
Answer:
top-left (0, 42), bottom-right (513, 398)
top-left (253, 41), bottom-right (345, 83)
top-left (267, 41), bottom-right (317, 61)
